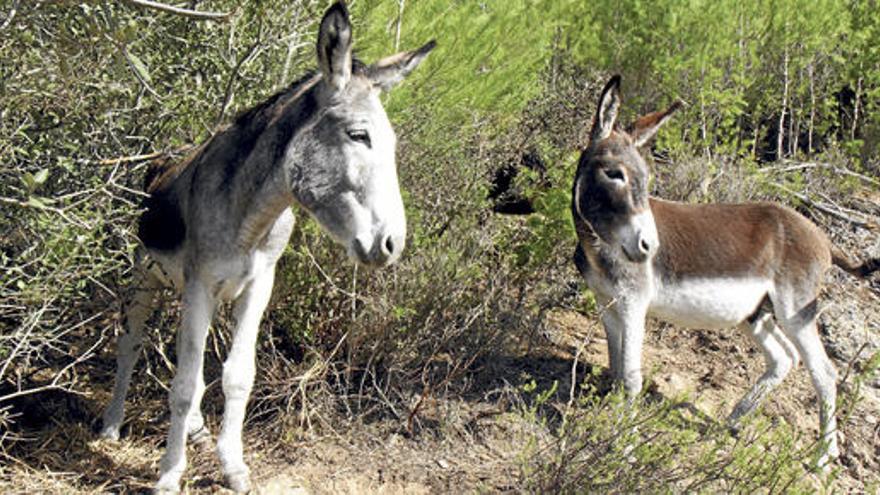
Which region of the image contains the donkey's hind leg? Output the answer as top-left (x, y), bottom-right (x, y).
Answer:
top-left (774, 296), bottom-right (839, 468)
top-left (728, 308), bottom-right (799, 429)
top-left (100, 262), bottom-right (160, 440)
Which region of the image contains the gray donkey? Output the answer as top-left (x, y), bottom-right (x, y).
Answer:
top-left (99, 3), bottom-right (434, 492)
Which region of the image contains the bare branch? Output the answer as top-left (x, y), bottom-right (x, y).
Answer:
top-left (215, 39), bottom-right (264, 128)
top-left (0, 0), bottom-right (20, 31)
top-left (760, 160), bottom-right (880, 188)
top-left (769, 182), bottom-right (876, 229)
top-left (123, 0), bottom-right (232, 21)
top-left (78, 150), bottom-right (166, 166)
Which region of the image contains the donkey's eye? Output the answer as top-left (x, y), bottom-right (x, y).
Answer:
top-left (346, 129), bottom-right (372, 148)
top-left (602, 168), bottom-right (626, 183)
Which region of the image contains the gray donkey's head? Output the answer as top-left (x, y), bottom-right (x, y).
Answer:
top-left (287, 2), bottom-right (434, 267)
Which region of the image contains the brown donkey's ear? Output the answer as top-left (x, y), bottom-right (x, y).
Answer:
top-left (630, 99), bottom-right (685, 147)
top-left (317, 2), bottom-right (353, 91)
top-left (365, 40), bottom-right (436, 92)
top-left (590, 75), bottom-right (622, 142)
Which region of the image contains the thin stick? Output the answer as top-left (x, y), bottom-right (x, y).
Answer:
top-left (769, 182), bottom-right (875, 228)
top-left (760, 160), bottom-right (880, 188)
top-left (0, 0), bottom-right (20, 31)
top-left (124, 0), bottom-right (232, 21)
top-left (394, 0), bottom-right (405, 51)
top-left (78, 150), bottom-right (166, 166)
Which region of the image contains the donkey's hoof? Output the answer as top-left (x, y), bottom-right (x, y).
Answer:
top-left (226, 472), bottom-right (252, 493)
top-left (152, 485), bottom-right (180, 495)
top-left (99, 426), bottom-right (121, 441)
top-left (187, 425), bottom-right (212, 446)
top-left (814, 450), bottom-right (839, 474)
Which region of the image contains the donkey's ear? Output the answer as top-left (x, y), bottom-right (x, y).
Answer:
top-left (630, 99), bottom-right (685, 147)
top-left (365, 40), bottom-right (436, 91)
top-left (590, 75), bottom-right (622, 142)
top-left (317, 1), bottom-right (353, 91)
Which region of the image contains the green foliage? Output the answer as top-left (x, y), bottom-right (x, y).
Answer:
top-left (518, 384), bottom-right (818, 493)
top-left (545, 0), bottom-right (878, 162)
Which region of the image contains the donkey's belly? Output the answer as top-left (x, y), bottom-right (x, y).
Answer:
top-left (648, 277), bottom-right (770, 329)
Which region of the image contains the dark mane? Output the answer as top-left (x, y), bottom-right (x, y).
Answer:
top-left (139, 70), bottom-right (323, 251)
top-left (143, 71), bottom-right (321, 195)
top-left (231, 70), bottom-right (319, 130)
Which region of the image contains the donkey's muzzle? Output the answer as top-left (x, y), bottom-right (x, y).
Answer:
top-left (351, 232), bottom-right (404, 268)
top-left (620, 209), bottom-right (659, 263)
top-left (623, 234), bottom-right (657, 263)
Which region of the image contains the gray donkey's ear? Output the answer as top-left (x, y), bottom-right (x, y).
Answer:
top-left (590, 75), bottom-right (622, 142)
top-left (317, 2), bottom-right (353, 91)
top-left (365, 40), bottom-right (436, 91)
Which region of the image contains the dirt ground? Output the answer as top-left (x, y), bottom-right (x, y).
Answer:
top-left (2, 274), bottom-right (878, 494)
top-left (2, 226), bottom-right (879, 494)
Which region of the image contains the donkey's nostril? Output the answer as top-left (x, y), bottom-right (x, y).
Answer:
top-left (639, 237), bottom-right (651, 254)
top-left (382, 235), bottom-right (395, 256)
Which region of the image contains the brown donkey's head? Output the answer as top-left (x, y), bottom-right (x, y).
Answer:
top-left (572, 75), bottom-right (682, 263)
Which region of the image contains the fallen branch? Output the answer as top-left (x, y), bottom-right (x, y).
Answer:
top-left (0, 0), bottom-right (19, 31)
top-left (769, 182), bottom-right (876, 229)
top-left (80, 150), bottom-right (166, 166)
top-left (124, 0), bottom-right (232, 21)
top-left (761, 160), bottom-right (880, 188)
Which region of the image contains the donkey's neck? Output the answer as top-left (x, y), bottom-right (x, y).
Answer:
top-left (227, 76), bottom-right (322, 251)
top-left (235, 170), bottom-right (293, 251)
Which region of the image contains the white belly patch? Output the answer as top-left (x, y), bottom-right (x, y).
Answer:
top-left (649, 277), bottom-right (771, 329)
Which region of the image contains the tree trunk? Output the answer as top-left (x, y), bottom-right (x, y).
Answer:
top-left (851, 75), bottom-right (862, 141)
top-left (777, 45), bottom-right (789, 161)
top-left (808, 61), bottom-right (815, 155)
top-left (395, 0), bottom-right (405, 51)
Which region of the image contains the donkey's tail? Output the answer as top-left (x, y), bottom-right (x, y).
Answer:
top-left (831, 245), bottom-right (880, 278)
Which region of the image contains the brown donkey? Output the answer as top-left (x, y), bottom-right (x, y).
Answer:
top-left (571, 75), bottom-right (879, 468)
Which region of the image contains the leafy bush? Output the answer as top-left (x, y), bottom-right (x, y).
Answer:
top-left (518, 385), bottom-right (820, 494)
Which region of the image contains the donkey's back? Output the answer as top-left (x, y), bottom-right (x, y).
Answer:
top-left (648, 198), bottom-right (833, 329)
top-left (651, 198), bottom-right (833, 282)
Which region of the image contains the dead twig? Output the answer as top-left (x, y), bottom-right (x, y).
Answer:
top-left (761, 160), bottom-right (880, 188)
top-left (0, 318), bottom-right (105, 405)
top-left (215, 39), bottom-right (264, 128)
top-left (769, 182), bottom-right (875, 229)
top-left (79, 150), bottom-right (166, 166)
top-left (123, 0), bottom-right (232, 21)
top-left (838, 342), bottom-right (869, 387)
top-left (0, 0), bottom-right (20, 31)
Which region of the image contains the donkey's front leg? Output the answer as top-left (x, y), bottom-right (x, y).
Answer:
top-left (216, 269), bottom-right (275, 493)
top-left (603, 298), bottom-right (649, 397)
top-left (155, 280), bottom-right (216, 494)
top-left (600, 300), bottom-right (623, 382)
